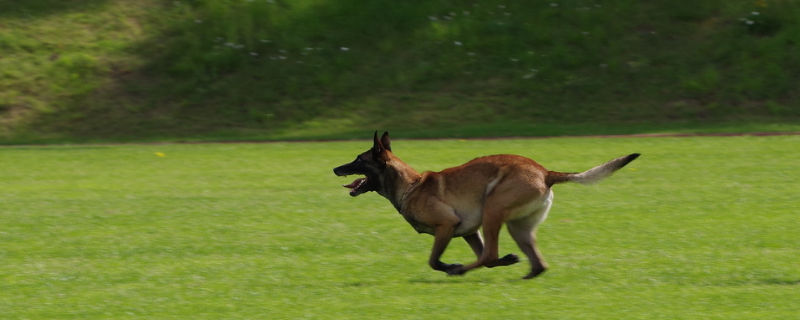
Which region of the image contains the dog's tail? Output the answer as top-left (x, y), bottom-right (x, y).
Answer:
top-left (546, 153), bottom-right (640, 186)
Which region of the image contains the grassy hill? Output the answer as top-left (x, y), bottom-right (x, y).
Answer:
top-left (1, 0), bottom-right (799, 143)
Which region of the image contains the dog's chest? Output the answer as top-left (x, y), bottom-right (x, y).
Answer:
top-left (400, 213), bottom-right (435, 234)
top-left (399, 209), bottom-right (481, 236)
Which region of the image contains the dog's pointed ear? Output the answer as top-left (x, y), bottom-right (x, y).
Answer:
top-left (372, 131), bottom-right (388, 161)
top-left (372, 131), bottom-right (384, 153)
top-left (380, 131), bottom-right (391, 151)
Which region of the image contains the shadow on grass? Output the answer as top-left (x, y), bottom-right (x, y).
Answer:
top-left (754, 278), bottom-right (800, 286)
top-left (339, 275), bottom-right (507, 287)
top-left (708, 277), bottom-right (800, 287)
top-left (407, 276), bottom-right (501, 285)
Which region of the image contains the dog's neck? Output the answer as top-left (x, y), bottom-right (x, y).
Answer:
top-left (379, 156), bottom-right (421, 212)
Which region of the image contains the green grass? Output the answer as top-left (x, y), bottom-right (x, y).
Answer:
top-left (1, 0), bottom-right (800, 143)
top-left (1, 135), bottom-right (798, 319)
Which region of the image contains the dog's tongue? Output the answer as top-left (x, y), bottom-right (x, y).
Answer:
top-left (343, 178), bottom-right (366, 189)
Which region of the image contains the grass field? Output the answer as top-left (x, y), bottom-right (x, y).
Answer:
top-left (1, 135), bottom-right (798, 319)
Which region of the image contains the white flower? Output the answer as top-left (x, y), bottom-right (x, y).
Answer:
top-left (340, 47), bottom-right (350, 51)
top-left (250, 52), bottom-right (259, 56)
top-left (428, 16), bottom-right (438, 21)
top-left (751, 11), bottom-right (760, 15)
top-left (453, 41), bottom-right (463, 46)
top-left (550, 3), bottom-right (559, 7)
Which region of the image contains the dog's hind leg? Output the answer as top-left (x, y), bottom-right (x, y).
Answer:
top-left (453, 206), bottom-right (519, 275)
top-left (463, 233), bottom-right (483, 258)
top-left (507, 220), bottom-right (547, 279)
top-left (464, 233), bottom-right (518, 265)
top-left (506, 196), bottom-right (552, 279)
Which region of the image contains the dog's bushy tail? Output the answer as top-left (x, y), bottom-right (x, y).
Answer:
top-left (546, 153), bottom-right (640, 186)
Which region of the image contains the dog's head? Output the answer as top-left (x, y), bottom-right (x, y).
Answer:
top-left (333, 131), bottom-right (392, 197)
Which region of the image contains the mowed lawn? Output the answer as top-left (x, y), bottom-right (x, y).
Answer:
top-left (1, 135), bottom-right (798, 319)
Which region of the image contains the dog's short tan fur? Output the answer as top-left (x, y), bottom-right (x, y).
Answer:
top-left (334, 132), bottom-right (639, 279)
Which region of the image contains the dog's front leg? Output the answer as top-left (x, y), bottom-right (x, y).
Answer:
top-left (428, 224), bottom-right (463, 274)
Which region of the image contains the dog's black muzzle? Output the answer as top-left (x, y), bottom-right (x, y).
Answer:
top-left (333, 158), bottom-right (364, 176)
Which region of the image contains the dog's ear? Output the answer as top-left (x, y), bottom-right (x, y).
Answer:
top-left (372, 131), bottom-right (385, 155)
top-left (380, 131), bottom-right (391, 151)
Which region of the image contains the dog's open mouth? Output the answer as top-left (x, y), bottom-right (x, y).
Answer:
top-left (343, 176), bottom-right (369, 197)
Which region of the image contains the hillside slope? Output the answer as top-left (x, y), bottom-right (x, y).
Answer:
top-left (1, 0), bottom-right (798, 143)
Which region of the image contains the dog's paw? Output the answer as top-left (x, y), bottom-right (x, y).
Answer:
top-left (522, 266), bottom-right (546, 279)
top-left (445, 264), bottom-right (466, 276)
top-left (499, 253), bottom-right (520, 265)
top-left (487, 254), bottom-right (520, 268)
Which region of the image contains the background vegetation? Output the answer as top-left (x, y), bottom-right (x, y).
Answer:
top-left (2, 136), bottom-right (798, 318)
top-left (1, 0), bottom-right (799, 143)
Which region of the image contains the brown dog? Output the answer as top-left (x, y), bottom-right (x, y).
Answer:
top-left (333, 132), bottom-right (639, 279)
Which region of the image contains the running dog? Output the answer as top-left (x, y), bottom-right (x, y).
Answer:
top-left (333, 131), bottom-right (639, 279)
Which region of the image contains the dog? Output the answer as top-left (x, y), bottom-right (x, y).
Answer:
top-left (333, 131), bottom-right (639, 279)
